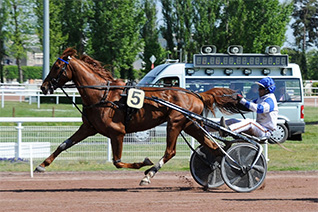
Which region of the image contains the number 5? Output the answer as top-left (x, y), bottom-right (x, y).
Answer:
top-left (127, 88), bottom-right (145, 109)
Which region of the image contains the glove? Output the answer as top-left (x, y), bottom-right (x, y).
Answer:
top-left (231, 93), bottom-right (243, 102)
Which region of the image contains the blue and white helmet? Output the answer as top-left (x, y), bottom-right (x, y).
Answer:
top-left (255, 77), bottom-right (276, 93)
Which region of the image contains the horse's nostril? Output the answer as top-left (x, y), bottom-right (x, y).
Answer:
top-left (41, 86), bottom-right (48, 95)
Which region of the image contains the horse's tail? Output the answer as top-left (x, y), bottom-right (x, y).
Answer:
top-left (199, 88), bottom-right (248, 116)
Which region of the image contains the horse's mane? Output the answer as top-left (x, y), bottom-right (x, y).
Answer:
top-left (61, 47), bottom-right (114, 81)
top-left (80, 55), bottom-right (114, 81)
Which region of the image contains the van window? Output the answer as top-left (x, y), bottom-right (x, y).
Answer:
top-left (274, 79), bottom-right (301, 102)
top-left (185, 78), bottom-right (301, 102)
top-left (154, 77), bottom-right (180, 87)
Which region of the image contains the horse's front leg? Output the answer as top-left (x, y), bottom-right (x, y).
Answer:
top-left (34, 124), bottom-right (97, 172)
top-left (111, 134), bottom-right (154, 169)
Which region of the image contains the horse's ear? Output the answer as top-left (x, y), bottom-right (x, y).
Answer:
top-left (62, 47), bottom-right (78, 58)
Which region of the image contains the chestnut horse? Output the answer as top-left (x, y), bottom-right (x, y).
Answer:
top-left (35, 48), bottom-right (239, 185)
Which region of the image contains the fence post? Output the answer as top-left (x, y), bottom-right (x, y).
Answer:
top-left (72, 93), bottom-right (75, 107)
top-left (37, 92), bottom-right (40, 108)
top-left (1, 90), bottom-right (4, 108)
top-left (15, 122), bottom-right (24, 159)
top-left (29, 144), bottom-right (33, 178)
top-left (107, 138), bottom-right (112, 162)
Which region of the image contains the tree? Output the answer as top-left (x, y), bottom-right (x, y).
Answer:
top-left (217, 0), bottom-right (293, 53)
top-left (140, 0), bottom-right (166, 75)
top-left (0, 0), bottom-right (9, 83)
top-left (307, 49), bottom-right (318, 79)
top-left (173, 0), bottom-right (194, 62)
top-left (88, 0), bottom-right (145, 79)
top-left (291, 0), bottom-right (318, 79)
top-left (192, 0), bottom-right (224, 53)
top-left (35, 0), bottom-right (66, 65)
top-left (160, 0), bottom-right (176, 59)
top-left (6, 0), bottom-right (35, 83)
top-left (292, 0), bottom-right (318, 50)
top-left (60, 0), bottom-right (91, 55)
top-left (160, 0), bottom-right (292, 61)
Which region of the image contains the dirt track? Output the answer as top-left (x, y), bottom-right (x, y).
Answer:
top-left (0, 171), bottom-right (317, 212)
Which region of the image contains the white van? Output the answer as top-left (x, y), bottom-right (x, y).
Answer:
top-left (137, 46), bottom-right (305, 143)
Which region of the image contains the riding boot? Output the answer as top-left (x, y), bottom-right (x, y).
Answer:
top-left (219, 116), bottom-right (229, 137)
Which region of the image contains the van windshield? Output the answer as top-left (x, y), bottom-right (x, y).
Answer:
top-left (138, 76), bottom-right (156, 86)
top-left (138, 64), bottom-right (171, 86)
top-left (186, 78), bottom-right (302, 102)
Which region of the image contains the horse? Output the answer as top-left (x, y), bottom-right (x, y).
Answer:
top-left (35, 47), bottom-right (240, 185)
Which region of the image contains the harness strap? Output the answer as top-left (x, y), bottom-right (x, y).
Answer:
top-left (100, 81), bottom-right (111, 103)
top-left (59, 86), bottom-right (95, 128)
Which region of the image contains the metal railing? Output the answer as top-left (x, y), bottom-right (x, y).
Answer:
top-left (1, 83), bottom-right (318, 108)
top-left (0, 87), bottom-right (80, 108)
top-left (0, 117), bottom-right (198, 162)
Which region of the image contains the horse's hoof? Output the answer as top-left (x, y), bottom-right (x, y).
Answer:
top-left (139, 175), bottom-right (151, 186)
top-left (143, 157), bottom-right (154, 166)
top-left (139, 179), bottom-right (151, 186)
top-left (34, 166), bottom-right (46, 173)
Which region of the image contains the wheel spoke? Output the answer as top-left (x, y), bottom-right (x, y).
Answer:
top-left (244, 149), bottom-right (255, 163)
top-left (235, 148), bottom-right (242, 164)
top-left (252, 164), bottom-right (265, 173)
top-left (248, 171), bottom-right (255, 188)
top-left (230, 175), bottom-right (242, 185)
top-left (225, 158), bottom-right (241, 171)
top-left (208, 171), bottom-right (217, 185)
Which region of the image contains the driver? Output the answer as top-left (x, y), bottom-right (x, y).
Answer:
top-left (220, 77), bottom-right (278, 138)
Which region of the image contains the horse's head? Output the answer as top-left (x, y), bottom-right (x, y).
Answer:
top-left (41, 48), bottom-right (77, 95)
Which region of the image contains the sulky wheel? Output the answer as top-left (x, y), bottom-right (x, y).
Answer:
top-left (190, 145), bottom-right (224, 188)
top-left (220, 143), bottom-right (267, 193)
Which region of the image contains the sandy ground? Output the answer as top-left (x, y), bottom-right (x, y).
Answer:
top-left (0, 170), bottom-right (317, 212)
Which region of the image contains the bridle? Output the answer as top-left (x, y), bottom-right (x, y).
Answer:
top-left (50, 56), bottom-right (72, 89)
top-left (47, 56), bottom-right (92, 123)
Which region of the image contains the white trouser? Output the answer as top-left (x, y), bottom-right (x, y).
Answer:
top-left (225, 118), bottom-right (271, 138)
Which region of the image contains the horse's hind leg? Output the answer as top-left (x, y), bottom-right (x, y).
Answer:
top-left (140, 121), bottom-right (181, 186)
top-left (111, 134), bottom-right (154, 169)
top-left (34, 124), bottom-right (97, 172)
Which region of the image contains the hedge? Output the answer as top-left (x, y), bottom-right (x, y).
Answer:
top-left (4, 65), bottom-right (42, 80)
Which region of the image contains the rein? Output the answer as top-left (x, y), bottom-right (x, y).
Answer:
top-left (50, 56), bottom-right (212, 127)
top-left (51, 57), bottom-right (96, 127)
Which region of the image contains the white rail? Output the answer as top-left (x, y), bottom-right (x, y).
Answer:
top-left (0, 88), bottom-right (80, 108)
top-left (0, 118), bottom-right (114, 163)
top-left (0, 117), bottom-right (197, 164)
top-left (0, 117), bottom-right (99, 160)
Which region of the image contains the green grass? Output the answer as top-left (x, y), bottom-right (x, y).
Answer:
top-left (268, 124), bottom-right (318, 171)
top-left (0, 101), bottom-right (317, 172)
top-left (268, 106), bottom-right (318, 171)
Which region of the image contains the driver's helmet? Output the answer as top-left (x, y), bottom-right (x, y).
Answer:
top-left (255, 77), bottom-right (276, 93)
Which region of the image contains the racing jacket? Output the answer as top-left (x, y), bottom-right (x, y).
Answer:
top-left (239, 93), bottom-right (278, 131)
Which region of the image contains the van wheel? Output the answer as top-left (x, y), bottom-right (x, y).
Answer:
top-left (271, 124), bottom-right (288, 143)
